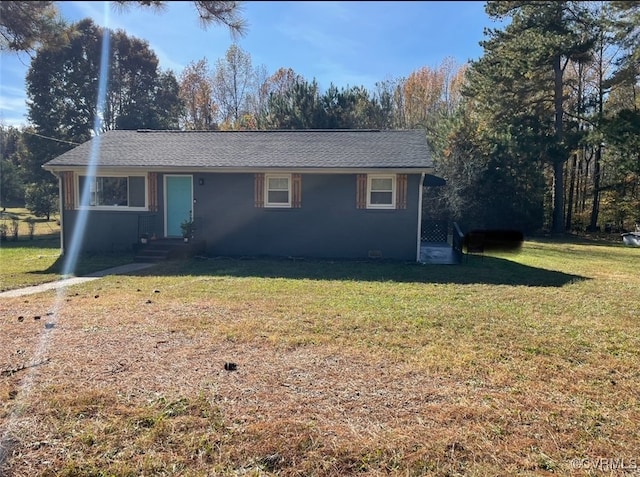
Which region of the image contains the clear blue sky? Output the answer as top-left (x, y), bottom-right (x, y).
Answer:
top-left (0, 1), bottom-right (498, 128)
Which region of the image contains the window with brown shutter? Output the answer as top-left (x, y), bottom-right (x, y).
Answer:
top-left (256, 173), bottom-right (300, 208)
top-left (358, 174), bottom-right (404, 209)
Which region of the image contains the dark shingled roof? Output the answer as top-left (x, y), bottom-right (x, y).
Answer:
top-left (43, 129), bottom-right (433, 170)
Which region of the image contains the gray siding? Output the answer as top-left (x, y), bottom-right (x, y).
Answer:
top-left (193, 173), bottom-right (420, 260)
top-left (62, 210), bottom-right (142, 253)
top-left (62, 172), bottom-right (421, 260)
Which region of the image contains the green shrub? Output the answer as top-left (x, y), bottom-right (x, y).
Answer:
top-left (25, 181), bottom-right (58, 220)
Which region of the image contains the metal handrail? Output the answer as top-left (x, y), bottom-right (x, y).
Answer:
top-left (138, 214), bottom-right (158, 239)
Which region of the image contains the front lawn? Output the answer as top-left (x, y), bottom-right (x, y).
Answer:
top-left (0, 239), bottom-right (135, 292)
top-left (0, 238), bottom-right (639, 475)
top-left (0, 208), bottom-right (135, 291)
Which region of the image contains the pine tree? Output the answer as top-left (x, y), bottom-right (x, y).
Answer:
top-left (466, 1), bottom-right (595, 233)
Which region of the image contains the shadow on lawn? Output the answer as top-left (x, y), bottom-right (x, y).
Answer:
top-left (529, 233), bottom-right (627, 248)
top-left (0, 237), bottom-right (60, 248)
top-left (132, 254), bottom-right (587, 287)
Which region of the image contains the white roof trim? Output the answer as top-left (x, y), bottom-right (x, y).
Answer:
top-left (44, 165), bottom-right (434, 174)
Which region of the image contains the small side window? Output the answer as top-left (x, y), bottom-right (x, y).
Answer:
top-left (265, 174), bottom-right (291, 208)
top-left (367, 175), bottom-right (395, 209)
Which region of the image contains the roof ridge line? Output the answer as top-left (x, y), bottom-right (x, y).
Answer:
top-left (135, 129), bottom-right (387, 133)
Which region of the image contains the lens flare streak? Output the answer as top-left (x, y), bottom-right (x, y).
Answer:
top-left (1, 4), bottom-right (112, 467)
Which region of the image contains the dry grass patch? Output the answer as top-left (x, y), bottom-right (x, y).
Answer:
top-left (0, 208), bottom-right (60, 240)
top-left (1, 239), bottom-right (640, 475)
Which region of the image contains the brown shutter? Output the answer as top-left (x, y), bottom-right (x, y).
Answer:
top-left (255, 173), bottom-right (265, 208)
top-left (292, 173), bottom-right (302, 208)
top-left (148, 172), bottom-right (158, 212)
top-left (62, 171), bottom-right (75, 210)
top-left (356, 174), bottom-right (367, 209)
top-left (396, 174), bottom-right (407, 209)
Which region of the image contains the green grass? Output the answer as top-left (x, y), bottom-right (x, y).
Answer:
top-left (0, 239), bottom-right (137, 291)
top-left (1, 236), bottom-right (639, 475)
top-left (0, 208), bottom-right (134, 291)
top-left (0, 238), bottom-right (63, 291)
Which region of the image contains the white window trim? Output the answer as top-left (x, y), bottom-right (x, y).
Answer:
top-left (366, 174), bottom-right (396, 209)
top-left (264, 173), bottom-right (292, 208)
top-left (76, 172), bottom-right (148, 211)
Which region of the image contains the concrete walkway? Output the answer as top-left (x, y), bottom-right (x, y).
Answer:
top-left (0, 263), bottom-right (156, 298)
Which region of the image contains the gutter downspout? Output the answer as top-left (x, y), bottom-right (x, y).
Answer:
top-left (50, 171), bottom-right (65, 257)
top-left (416, 172), bottom-right (425, 262)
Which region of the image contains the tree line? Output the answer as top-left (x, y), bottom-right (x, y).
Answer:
top-left (1, 1), bottom-right (638, 235)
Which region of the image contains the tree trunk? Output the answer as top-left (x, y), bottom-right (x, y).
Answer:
top-left (552, 160), bottom-right (565, 233)
top-left (551, 53), bottom-right (566, 234)
top-left (566, 153), bottom-right (577, 230)
top-left (569, 60), bottom-right (584, 231)
top-left (588, 36), bottom-right (605, 232)
top-left (574, 167), bottom-right (580, 217)
top-left (589, 144), bottom-right (602, 230)
top-left (582, 154), bottom-right (591, 213)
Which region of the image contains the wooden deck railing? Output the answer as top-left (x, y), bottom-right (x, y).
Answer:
top-left (452, 222), bottom-right (464, 263)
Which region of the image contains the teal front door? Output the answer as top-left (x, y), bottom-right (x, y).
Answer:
top-left (165, 175), bottom-right (193, 237)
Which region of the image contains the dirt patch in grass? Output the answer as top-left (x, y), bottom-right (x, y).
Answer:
top-left (1, 244), bottom-right (640, 475)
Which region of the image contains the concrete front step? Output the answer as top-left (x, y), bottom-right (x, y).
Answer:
top-left (135, 253), bottom-right (170, 263)
top-left (134, 239), bottom-right (206, 262)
